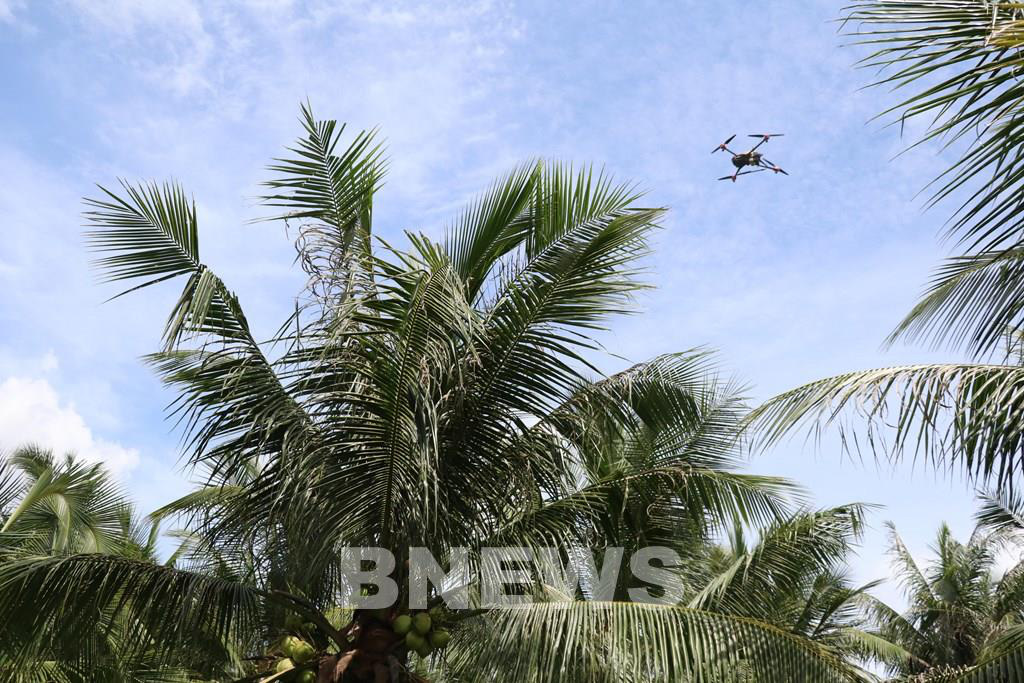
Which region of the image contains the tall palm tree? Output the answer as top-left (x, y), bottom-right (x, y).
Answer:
top-left (866, 520), bottom-right (1024, 681)
top-left (0, 105), bottom-right (870, 681)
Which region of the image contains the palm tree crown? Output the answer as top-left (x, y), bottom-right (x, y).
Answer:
top-left (0, 104), bottom-right (873, 682)
top-left (870, 520), bottom-right (1024, 681)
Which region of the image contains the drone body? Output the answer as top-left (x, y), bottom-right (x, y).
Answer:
top-left (713, 134), bottom-right (788, 182)
top-left (731, 151), bottom-right (762, 169)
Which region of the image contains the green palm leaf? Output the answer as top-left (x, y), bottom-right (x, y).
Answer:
top-left (261, 101), bottom-right (385, 306)
top-left (0, 553), bottom-right (259, 678)
top-left (443, 601), bottom-right (870, 682)
top-left (975, 488), bottom-right (1024, 536)
top-left (749, 363), bottom-right (1024, 489)
top-left (843, 1), bottom-right (1024, 355)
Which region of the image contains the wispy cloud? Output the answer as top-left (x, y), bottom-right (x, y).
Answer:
top-left (0, 0), bottom-right (992, 597)
top-left (0, 0), bottom-right (23, 24)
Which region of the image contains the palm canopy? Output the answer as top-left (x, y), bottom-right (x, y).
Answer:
top-left (687, 505), bottom-right (939, 677)
top-left (0, 105), bottom-right (871, 681)
top-left (866, 520), bottom-right (1024, 681)
top-left (688, 505), bottom-right (877, 639)
top-left (751, 1), bottom-right (1024, 493)
top-left (842, 1), bottom-right (1024, 356)
top-left (0, 448), bottom-right (203, 682)
top-left (0, 445), bottom-right (145, 556)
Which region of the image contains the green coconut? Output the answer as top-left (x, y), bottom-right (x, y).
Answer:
top-left (297, 671), bottom-right (317, 683)
top-left (282, 636), bottom-right (314, 662)
top-left (284, 613), bottom-right (304, 631)
top-left (291, 641), bottom-right (316, 664)
top-left (429, 629), bottom-right (450, 648)
top-left (412, 612), bottom-right (432, 635)
top-left (274, 658), bottom-right (294, 673)
top-left (405, 631), bottom-right (426, 650)
top-left (428, 606), bottom-right (445, 623)
top-left (392, 614), bottom-right (412, 635)
top-left (280, 635), bottom-right (301, 653)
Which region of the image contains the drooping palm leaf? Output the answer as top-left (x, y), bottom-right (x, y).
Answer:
top-left (975, 488), bottom-right (1024, 536)
top-left (85, 179), bottom-right (319, 497)
top-left (0, 550), bottom-right (264, 680)
top-left (844, 1), bottom-right (1024, 355)
top-left (749, 363), bottom-right (1024, 490)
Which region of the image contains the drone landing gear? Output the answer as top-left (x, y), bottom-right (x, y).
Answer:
top-left (718, 168), bottom-right (766, 182)
top-left (760, 158), bottom-right (788, 175)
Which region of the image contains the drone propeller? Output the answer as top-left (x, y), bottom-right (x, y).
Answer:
top-left (712, 134), bottom-right (737, 153)
top-left (747, 133), bottom-right (784, 153)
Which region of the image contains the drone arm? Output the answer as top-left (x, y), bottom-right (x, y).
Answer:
top-left (758, 158), bottom-right (788, 175)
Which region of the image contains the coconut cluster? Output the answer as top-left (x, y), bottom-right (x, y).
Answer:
top-left (391, 606), bottom-right (451, 659)
top-left (264, 615), bottom-right (319, 682)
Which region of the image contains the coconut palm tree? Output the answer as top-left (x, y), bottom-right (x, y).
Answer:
top-left (865, 520), bottom-right (1024, 681)
top-left (0, 105), bottom-right (871, 681)
top-left (0, 445), bottom-right (146, 556)
top-left (752, 1), bottom-right (1024, 490)
top-left (745, 3), bottom-right (1024, 677)
top-left (0, 447), bottom-right (224, 681)
top-left (686, 505), bottom-right (908, 670)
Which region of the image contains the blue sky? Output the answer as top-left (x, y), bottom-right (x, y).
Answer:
top-left (0, 1), bottom-right (985, 608)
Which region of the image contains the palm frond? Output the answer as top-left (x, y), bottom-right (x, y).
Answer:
top-left (975, 488), bottom-right (1024, 535)
top-left (886, 523), bottom-right (937, 609)
top-left (843, 1), bottom-right (1024, 355)
top-left (84, 179), bottom-right (319, 496)
top-left (450, 167), bottom-right (663, 484)
top-left (888, 247), bottom-right (1024, 356)
top-left (837, 625), bottom-right (921, 672)
top-left (261, 101), bottom-right (385, 306)
top-left (0, 553), bottom-right (261, 675)
top-left (749, 363), bottom-right (1024, 491)
top-left (918, 625), bottom-right (1024, 681)
top-left (442, 601), bottom-right (870, 682)
top-left (688, 505), bottom-right (869, 618)
top-left (84, 181), bottom-right (200, 298)
top-left (445, 161), bottom-right (540, 302)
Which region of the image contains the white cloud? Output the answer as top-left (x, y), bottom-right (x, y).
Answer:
top-left (0, 376), bottom-right (139, 475)
top-left (63, 0), bottom-right (213, 96)
top-left (1, 0), bottom-right (1002, 574)
top-left (0, 0), bottom-right (23, 24)
top-left (0, 349), bottom-right (59, 378)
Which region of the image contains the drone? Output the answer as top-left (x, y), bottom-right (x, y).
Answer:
top-left (712, 134), bottom-right (788, 182)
